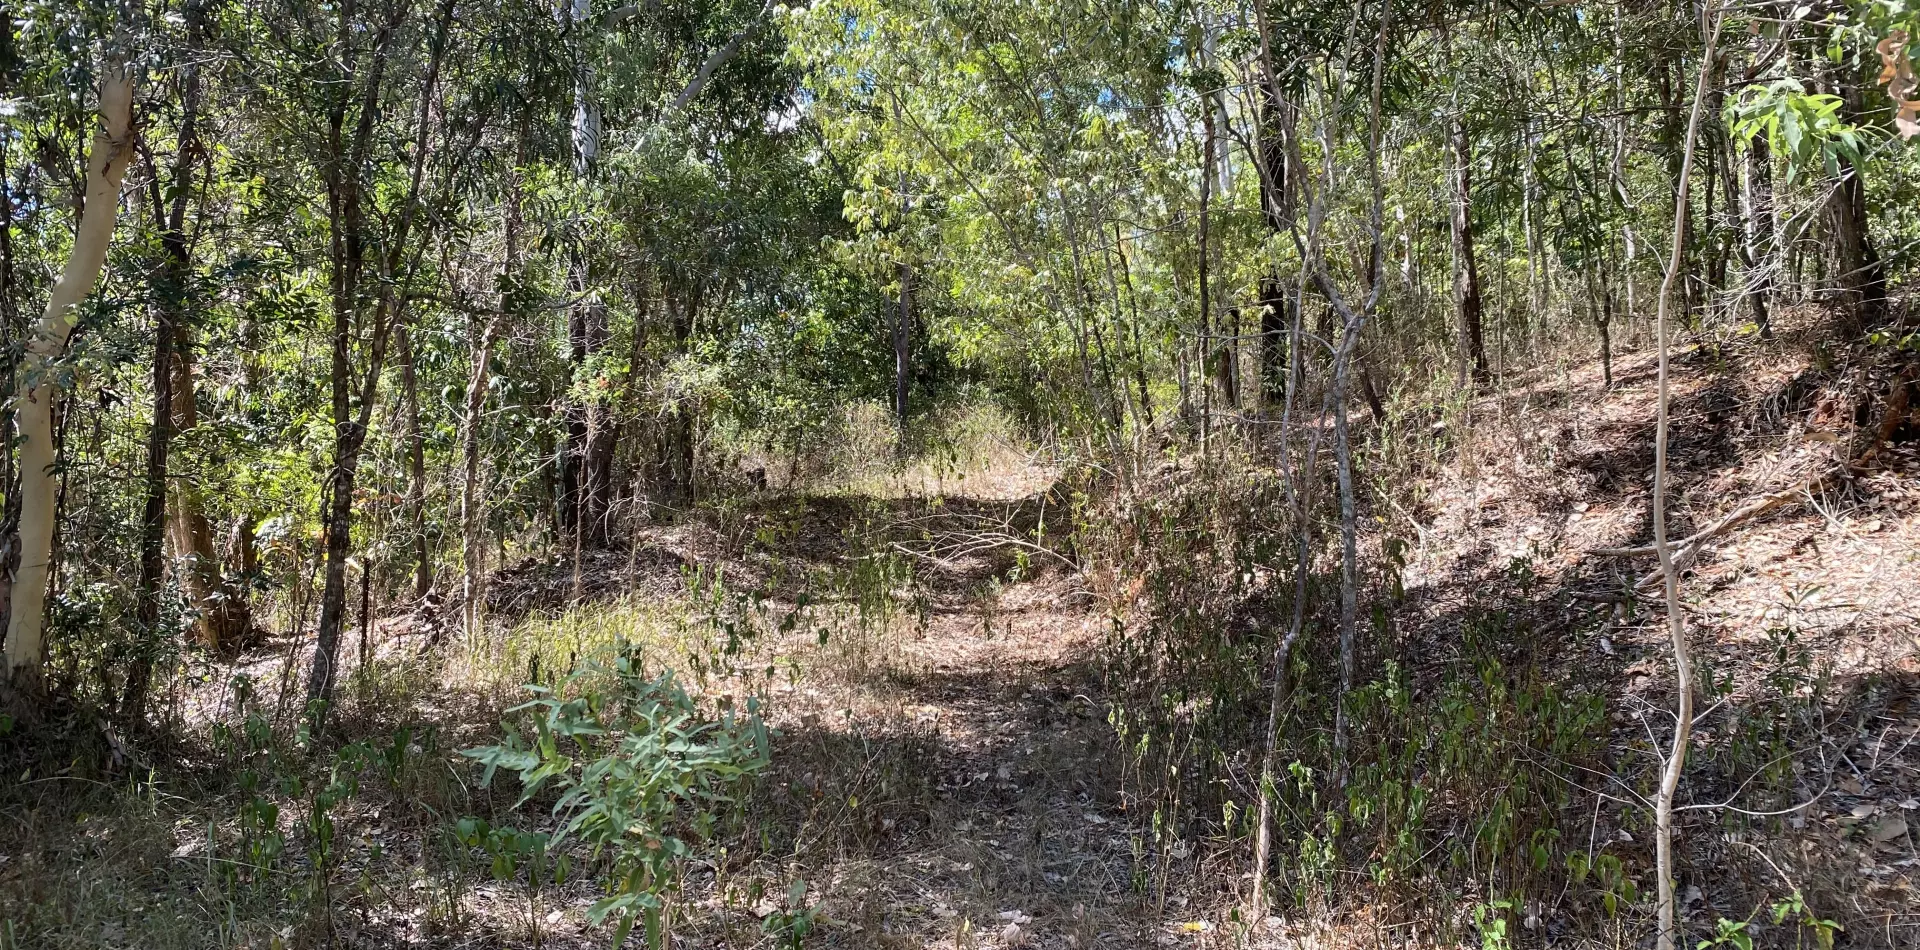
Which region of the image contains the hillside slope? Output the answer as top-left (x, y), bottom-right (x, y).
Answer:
top-left (1398, 318), bottom-right (1919, 945)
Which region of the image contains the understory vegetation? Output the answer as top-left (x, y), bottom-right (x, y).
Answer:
top-left (2, 0), bottom-right (1919, 948)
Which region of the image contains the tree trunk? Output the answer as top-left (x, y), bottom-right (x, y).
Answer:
top-left (1449, 116), bottom-right (1490, 386)
top-left (622, 273), bottom-right (655, 497)
top-left (397, 321), bottom-right (431, 600)
top-left (894, 260), bottom-right (912, 429)
top-left (560, 261), bottom-right (588, 538)
top-left (559, 0), bottom-right (614, 547)
top-left (309, 339), bottom-right (364, 715)
top-left (1655, 54), bottom-right (1694, 328)
top-left (459, 311), bottom-right (503, 640)
top-left (123, 220), bottom-right (176, 727)
top-left (1522, 117), bottom-right (1546, 340)
top-left (169, 337), bottom-right (247, 650)
top-left (894, 152), bottom-right (913, 431)
top-left (1652, 15), bottom-right (1720, 950)
top-left (1612, 7), bottom-right (1635, 330)
top-left (231, 517), bottom-right (257, 578)
top-left (459, 104), bottom-right (529, 641)
top-left (1742, 130), bottom-right (1774, 338)
top-left (1702, 125), bottom-right (1727, 312)
top-left (1827, 166), bottom-right (1884, 324)
top-left (1197, 89), bottom-right (1217, 442)
top-left (1258, 275), bottom-right (1291, 410)
top-left (562, 285), bottom-right (616, 547)
top-left (124, 34), bottom-right (211, 719)
top-left (308, 0), bottom-right (446, 723)
top-left (1828, 83), bottom-right (1885, 327)
top-left (1598, 273), bottom-right (1615, 389)
top-left (660, 294), bottom-right (699, 510)
top-left (1333, 1), bottom-right (1391, 789)
top-left (4, 69), bottom-right (134, 698)
top-left (1331, 324), bottom-right (1361, 784)
top-left (0, 129), bottom-right (19, 641)
top-left (1250, 7), bottom-right (1297, 418)
top-left (307, 27), bottom-right (388, 722)
top-left (1358, 358), bottom-right (1387, 420)
top-left (1215, 308), bottom-right (1239, 413)
top-left (585, 390), bottom-right (615, 545)
top-left (1112, 225), bottom-right (1154, 427)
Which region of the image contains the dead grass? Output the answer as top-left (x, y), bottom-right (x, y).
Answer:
top-left (5, 309), bottom-right (1917, 949)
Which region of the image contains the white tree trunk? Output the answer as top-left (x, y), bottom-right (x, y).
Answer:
top-left (4, 70), bottom-right (136, 689)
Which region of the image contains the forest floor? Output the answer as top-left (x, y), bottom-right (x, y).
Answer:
top-left (3, 310), bottom-right (1918, 949)
top-left (457, 469), bottom-right (1190, 949)
top-left (1389, 312), bottom-right (1920, 946)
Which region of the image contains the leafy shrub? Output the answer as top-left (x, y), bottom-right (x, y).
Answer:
top-left (464, 642), bottom-right (770, 947)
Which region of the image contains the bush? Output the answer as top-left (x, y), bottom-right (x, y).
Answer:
top-left (464, 642), bottom-right (770, 947)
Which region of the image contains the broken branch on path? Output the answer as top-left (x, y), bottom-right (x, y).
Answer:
top-left (888, 535), bottom-right (1075, 572)
top-left (885, 506), bottom-right (1078, 572)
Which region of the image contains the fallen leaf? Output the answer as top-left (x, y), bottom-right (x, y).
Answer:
top-left (1870, 816), bottom-right (1909, 844)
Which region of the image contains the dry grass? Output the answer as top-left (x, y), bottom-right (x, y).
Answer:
top-left (6, 314), bottom-right (1918, 949)
top-left (734, 401), bottom-right (1061, 503)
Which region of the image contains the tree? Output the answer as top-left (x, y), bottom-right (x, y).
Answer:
top-left (124, 1), bottom-right (213, 723)
top-left (3, 66), bottom-right (134, 701)
top-left (1649, 11), bottom-right (1721, 950)
top-left (301, 0), bottom-right (456, 723)
top-left (1449, 112), bottom-right (1490, 386)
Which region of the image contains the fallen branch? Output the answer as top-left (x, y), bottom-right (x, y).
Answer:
top-left (1593, 468), bottom-right (1839, 559)
top-left (1596, 359), bottom-right (1915, 564)
top-left (888, 535), bottom-right (1076, 572)
top-left (1852, 360), bottom-right (1916, 467)
top-left (1633, 544), bottom-right (1697, 594)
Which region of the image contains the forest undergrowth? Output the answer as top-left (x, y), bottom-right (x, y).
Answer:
top-left (14, 0), bottom-right (1920, 945)
top-left (2, 306), bottom-right (1915, 950)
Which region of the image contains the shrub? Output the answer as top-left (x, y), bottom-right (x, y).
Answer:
top-left (463, 642), bottom-right (770, 947)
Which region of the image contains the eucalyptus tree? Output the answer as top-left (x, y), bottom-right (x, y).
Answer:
top-left (121, 0), bottom-right (219, 724)
top-left (450, 0), bottom-right (569, 640)
top-left (542, 0), bottom-right (785, 524)
top-left (1, 48), bottom-right (134, 702)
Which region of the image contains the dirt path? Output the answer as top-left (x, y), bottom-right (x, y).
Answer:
top-left (755, 562), bottom-right (1181, 949)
